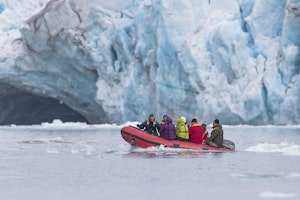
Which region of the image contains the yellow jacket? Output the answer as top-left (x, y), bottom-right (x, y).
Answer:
top-left (176, 118), bottom-right (189, 139)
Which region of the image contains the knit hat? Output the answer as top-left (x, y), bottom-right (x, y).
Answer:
top-left (214, 119), bottom-right (220, 124)
top-left (163, 114), bottom-right (168, 118)
top-left (191, 118), bottom-right (197, 123)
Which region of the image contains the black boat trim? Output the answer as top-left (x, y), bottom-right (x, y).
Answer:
top-left (121, 129), bottom-right (161, 146)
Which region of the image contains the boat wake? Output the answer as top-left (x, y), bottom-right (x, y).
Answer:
top-left (245, 142), bottom-right (300, 156)
top-left (131, 145), bottom-right (198, 153)
top-left (127, 145), bottom-right (225, 158)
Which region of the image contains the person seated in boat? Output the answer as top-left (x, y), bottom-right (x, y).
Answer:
top-left (203, 119), bottom-right (223, 148)
top-left (189, 118), bottom-right (205, 144)
top-left (181, 117), bottom-right (190, 128)
top-left (202, 123), bottom-right (209, 141)
top-left (185, 117), bottom-right (190, 128)
top-left (159, 117), bottom-right (176, 140)
top-left (176, 117), bottom-right (189, 141)
top-left (161, 114), bottom-right (168, 125)
top-left (137, 114), bottom-right (160, 135)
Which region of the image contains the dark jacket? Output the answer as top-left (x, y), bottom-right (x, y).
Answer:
top-left (159, 118), bottom-right (176, 140)
top-left (204, 124), bottom-right (223, 147)
top-left (189, 123), bottom-right (205, 144)
top-left (139, 119), bottom-right (160, 135)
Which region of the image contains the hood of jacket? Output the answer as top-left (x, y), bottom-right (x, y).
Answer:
top-left (213, 124), bottom-right (222, 129)
top-left (176, 117), bottom-right (184, 125)
top-left (166, 117), bottom-right (173, 124)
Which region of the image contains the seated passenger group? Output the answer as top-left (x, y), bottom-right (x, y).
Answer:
top-left (137, 114), bottom-right (223, 147)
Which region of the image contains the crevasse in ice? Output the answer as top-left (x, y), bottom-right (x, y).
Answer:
top-left (0, 0), bottom-right (299, 124)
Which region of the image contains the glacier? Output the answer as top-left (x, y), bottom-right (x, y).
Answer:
top-left (0, 0), bottom-right (299, 125)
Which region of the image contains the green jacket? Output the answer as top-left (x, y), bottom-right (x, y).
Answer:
top-left (176, 118), bottom-right (189, 140)
top-left (205, 124), bottom-right (223, 147)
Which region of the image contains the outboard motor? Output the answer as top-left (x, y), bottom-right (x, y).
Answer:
top-left (222, 139), bottom-right (235, 150)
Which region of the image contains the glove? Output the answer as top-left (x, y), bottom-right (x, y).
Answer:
top-left (137, 124), bottom-right (141, 128)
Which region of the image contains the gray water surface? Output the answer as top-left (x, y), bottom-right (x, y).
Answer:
top-left (0, 124), bottom-right (299, 200)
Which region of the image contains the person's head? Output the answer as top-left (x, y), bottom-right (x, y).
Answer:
top-left (163, 114), bottom-right (168, 121)
top-left (191, 118), bottom-right (197, 124)
top-left (181, 117), bottom-right (186, 124)
top-left (213, 119), bottom-right (220, 126)
top-left (166, 117), bottom-right (172, 123)
top-left (149, 114), bottom-right (155, 122)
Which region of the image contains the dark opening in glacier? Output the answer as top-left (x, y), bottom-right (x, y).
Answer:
top-left (0, 87), bottom-right (89, 125)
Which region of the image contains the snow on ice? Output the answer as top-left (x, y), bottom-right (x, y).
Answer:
top-left (0, 0), bottom-right (299, 125)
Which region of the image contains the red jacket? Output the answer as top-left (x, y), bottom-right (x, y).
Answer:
top-left (203, 129), bottom-right (209, 140)
top-left (189, 123), bottom-right (205, 144)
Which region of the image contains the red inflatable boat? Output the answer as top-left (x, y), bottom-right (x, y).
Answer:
top-left (121, 126), bottom-right (235, 152)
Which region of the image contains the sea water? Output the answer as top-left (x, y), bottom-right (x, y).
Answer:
top-left (0, 122), bottom-right (299, 200)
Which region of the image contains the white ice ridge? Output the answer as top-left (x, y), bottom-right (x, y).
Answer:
top-left (260, 192), bottom-right (297, 199)
top-left (231, 172), bottom-right (300, 179)
top-left (0, 0), bottom-right (300, 124)
top-left (245, 142), bottom-right (300, 156)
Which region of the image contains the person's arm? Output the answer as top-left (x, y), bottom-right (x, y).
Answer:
top-left (188, 127), bottom-right (193, 138)
top-left (172, 125), bottom-right (176, 136)
top-left (203, 130), bottom-right (209, 140)
top-left (159, 124), bottom-right (165, 134)
top-left (139, 121), bottom-right (147, 129)
top-left (205, 130), bottom-right (218, 143)
top-left (199, 126), bottom-right (205, 134)
top-left (155, 121), bottom-right (161, 129)
top-left (177, 126), bottom-right (183, 135)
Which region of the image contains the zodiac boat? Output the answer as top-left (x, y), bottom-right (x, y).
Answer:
top-left (121, 126), bottom-right (235, 152)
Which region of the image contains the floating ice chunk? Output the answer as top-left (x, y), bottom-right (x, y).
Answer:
top-left (286, 172), bottom-right (300, 178)
top-left (260, 192), bottom-right (297, 199)
top-left (245, 142), bottom-right (300, 156)
top-left (47, 149), bottom-right (59, 154)
top-left (231, 172), bottom-right (300, 179)
top-left (20, 136), bottom-right (64, 144)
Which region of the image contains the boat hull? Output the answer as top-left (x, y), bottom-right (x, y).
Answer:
top-left (121, 126), bottom-right (234, 152)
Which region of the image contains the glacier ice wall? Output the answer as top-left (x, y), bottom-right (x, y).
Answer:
top-left (0, 0), bottom-right (299, 125)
